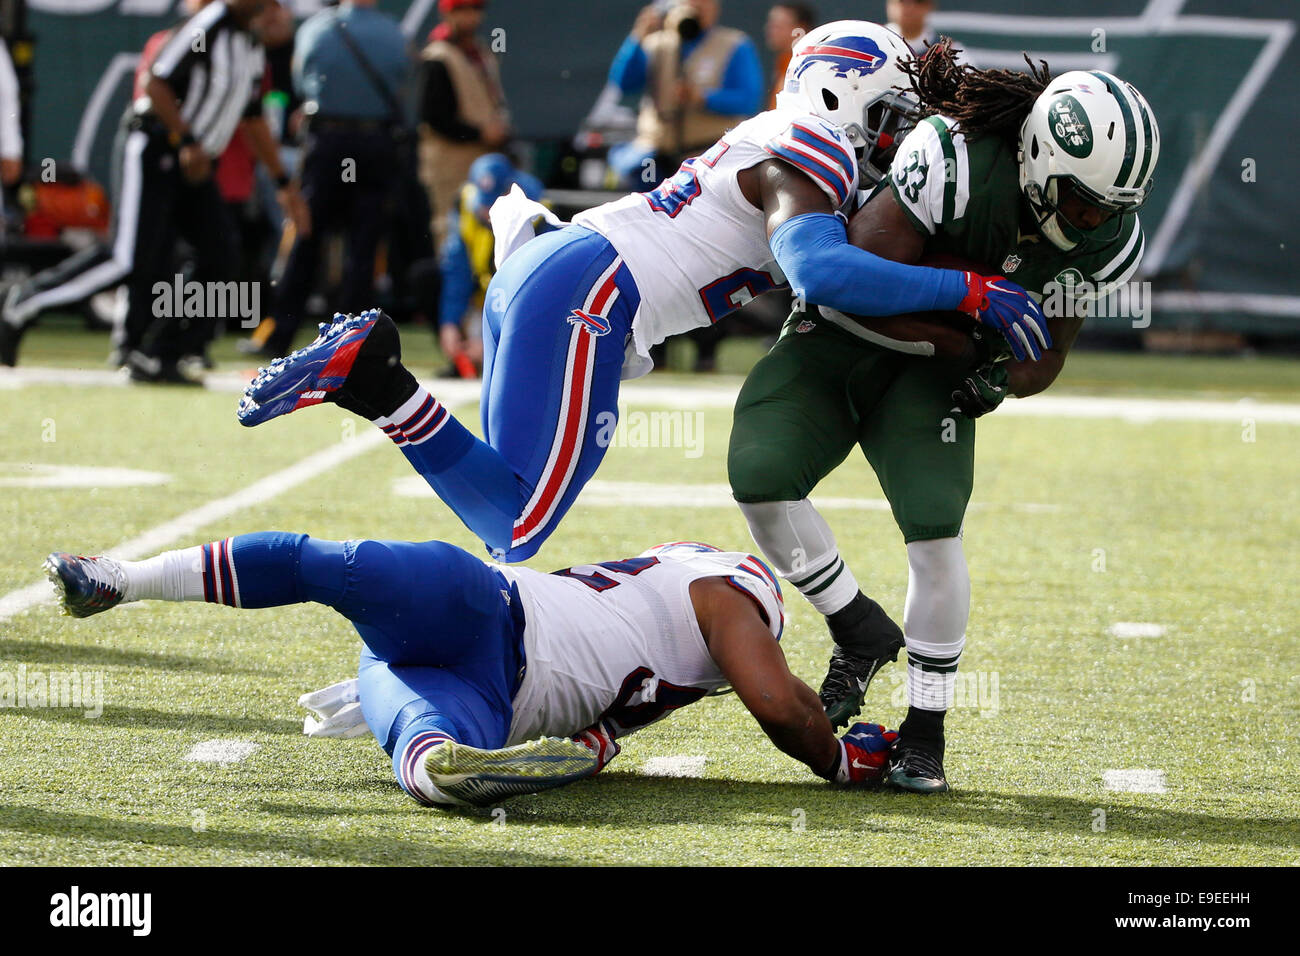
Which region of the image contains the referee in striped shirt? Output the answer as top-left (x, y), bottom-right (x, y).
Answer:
top-left (0, 0), bottom-right (306, 380)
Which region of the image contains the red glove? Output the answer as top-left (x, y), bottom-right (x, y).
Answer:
top-left (827, 722), bottom-right (898, 786)
top-left (572, 720), bottom-right (621, 774)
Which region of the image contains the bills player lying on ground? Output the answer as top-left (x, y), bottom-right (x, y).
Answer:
top-left (234, 19), bottom-right (1051, 565)
top-left (45, 540), bottom-right (897, 806)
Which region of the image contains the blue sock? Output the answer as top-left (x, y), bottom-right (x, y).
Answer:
top-left (377, 387), bottom-right (523, 556)
top-left (198, 532), bottom-right (309, 608)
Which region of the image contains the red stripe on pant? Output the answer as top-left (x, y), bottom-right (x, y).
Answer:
top-left (512, 329), bottom-right (595, 545)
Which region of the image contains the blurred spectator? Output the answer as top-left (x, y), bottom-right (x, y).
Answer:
top-left (765, 3), bottom-right (815, 109)
top-left (887, 0), bottom-right (936, 52)
top-left (0, 0), bottom-right (303, 378)
top-left (252, 0), bottom-right (412, 358)
top-left (417, 0), bottom-right (510, 250)
top-left (606, 1), bottom-right (762, 191)
top-left (437, 152), bottom-right (543, 378)
top-left (0, 37), bottom-right (23, 237)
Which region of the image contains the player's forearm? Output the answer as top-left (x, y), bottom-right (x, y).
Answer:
top-left (755, 678), bottom-right (840, 777)
top-left (241, 115), bottom-right (289, 182)
top-left (144, 75), bottom-right (190, 142)
top-left (771, 213), bottom-right (970, 317)
top-left (1006, 313), bottom-right (1081, 397)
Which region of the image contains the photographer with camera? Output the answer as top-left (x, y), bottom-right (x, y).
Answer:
top-left (606, 0), bottom-right (762, 191)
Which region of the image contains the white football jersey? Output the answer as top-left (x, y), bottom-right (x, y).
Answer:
top-left (573, 109), bottom-right (859, 377)
top-left (498, 542), bottom-right (785, 746)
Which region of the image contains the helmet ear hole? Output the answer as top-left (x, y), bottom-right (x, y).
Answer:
top-left (822, 88), bottom-right (839, 112)
top-left (1031, 136), bottom-right (1040, 160)
top-left (1108, 121), bottom-right (1116, 139)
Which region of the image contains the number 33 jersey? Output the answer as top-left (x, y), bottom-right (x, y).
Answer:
top-left (496, 542), bottom-right (785, 746)
top-left (573, 109), bottom-right (858, 376)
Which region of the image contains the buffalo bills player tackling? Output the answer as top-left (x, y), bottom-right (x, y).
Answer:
top-left (46, 540), bottom-right (896, 806)
top-left (235, 20), bottom-right (1050, 564)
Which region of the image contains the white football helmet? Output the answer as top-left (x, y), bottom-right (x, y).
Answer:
top-left (1019, 70), bottom-right (1160, 251)
top-left (775, 20), bottom-right (919, 186)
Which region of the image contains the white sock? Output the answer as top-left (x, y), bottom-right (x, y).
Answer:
top-left (396, 730), bottom-right (464, 806)
top-left (738, 499), bottom-right (861, 614)
top-left (902, 537), bottom-right (970, 711)
top-left (118, 546), bottom-right (207, 603)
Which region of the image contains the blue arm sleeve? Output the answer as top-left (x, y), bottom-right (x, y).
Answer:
top-left (608, 35), bottom-right (647, 95)
top-left (438, 219), bottom-right (474, 328)
top-left (770, 213), bottom-right (970, 316)
top-left (704, 39), bottom-right (763, 116)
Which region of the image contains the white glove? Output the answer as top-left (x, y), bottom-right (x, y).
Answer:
top-left (298, 678), bottom-right (369, 739)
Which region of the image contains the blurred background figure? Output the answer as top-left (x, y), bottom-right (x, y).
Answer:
top-left (764, 2), bottom-right (815, 109)
top-left (0, 0), bottom-right (302, 380)
top-left (417, 0), bottom-right (511, 250)
top-left (437, 152), bottom-right (543, 379)
top-left (0, 35), bottom-right (23, 246)
top-left (606, 0), bottom-right (762, 191)
top-left (249, 0), bottom-right (412, 359)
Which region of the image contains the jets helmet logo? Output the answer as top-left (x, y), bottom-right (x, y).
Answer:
top-left (1049, 95), bottom-right (1093, 158)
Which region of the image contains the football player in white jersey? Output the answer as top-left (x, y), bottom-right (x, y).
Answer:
top-left (46, 537), bottom-right (899, 806)
top-left (235, 21), bottom-right (1050, 564)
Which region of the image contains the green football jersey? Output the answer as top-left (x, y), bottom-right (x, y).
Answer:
top-left (887, 115), bottom-right (1145, 300)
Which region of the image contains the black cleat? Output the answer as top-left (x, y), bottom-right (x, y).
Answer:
top-left (886, 739), bottom-right (950, 794)
top-left (44, 552), bottom-right (128, 618)
top-left (818, 641), bottom-right (903, 730)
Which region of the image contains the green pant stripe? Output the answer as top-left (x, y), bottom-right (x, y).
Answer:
top-left (802, 560), bottom-right (846, 597)
top-left (789, 556), bottom-right (840, 590)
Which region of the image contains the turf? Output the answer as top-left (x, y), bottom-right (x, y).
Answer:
top-left (1, 319), bottom-right (1297, 865)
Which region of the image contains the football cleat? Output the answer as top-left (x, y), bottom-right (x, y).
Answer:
top-left (818, 639), bottom-right (903, 731)
top-left (44, 552), bottom-right (128, 618)
top-left (425, 736), bottom-right (599, 807)
top-left (237, 309), bottom-right (396, 426)
top-left (885, 739), bottom-right (950, 794)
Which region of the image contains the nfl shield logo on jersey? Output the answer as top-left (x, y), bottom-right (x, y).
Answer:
top-left (795, 319), bottom-right (816, 333)
top-left (1001, 253), bottom-right (1023, 273)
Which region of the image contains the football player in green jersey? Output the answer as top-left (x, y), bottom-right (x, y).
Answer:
top-left (728, 41), bottom-right (1160, 792)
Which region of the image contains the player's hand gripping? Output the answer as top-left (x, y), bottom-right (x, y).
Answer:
top-left (957, 273), bottom-right (1052, 361)
top-left (951, 361), bottom-right (1010, 419)
top-left (573, 720), bottom-right (621, 774)
top-left (825, 722), bottom-right (898, 786)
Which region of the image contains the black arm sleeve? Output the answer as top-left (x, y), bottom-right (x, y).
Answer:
top-left (418, 59), bottom-right (482, 143)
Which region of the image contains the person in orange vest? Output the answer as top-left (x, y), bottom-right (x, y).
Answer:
top-left (417, 0), bottom-right (511, 250)
top-left (764, 3), bottom-right (816, 110)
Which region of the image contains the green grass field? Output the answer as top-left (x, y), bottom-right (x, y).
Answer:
top-left (1, 319), bottom-right (1297, 865)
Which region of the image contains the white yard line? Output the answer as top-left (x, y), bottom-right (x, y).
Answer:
top-left (184, 740), bottom-right (261, 765)
top-left (1103, 769), bottom-right (1169, 794)
top-left (1109, 622), bottom-right (1168, 638)
top-left (641, 755), bottom-right (708, 778)
top-left (5, 366), bottom-right (1300, 423)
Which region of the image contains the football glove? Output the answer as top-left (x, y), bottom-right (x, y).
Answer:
top-left (298, 678), bottom-right (369, 739)
top-left (957, 273), bottom-right (1051, 362)
top-left (824, 722), bottom-right (899, 786)
top-left (951, 361), bottom-right (1010, 419)
top-left (572, 720), bottom-right (621, 774)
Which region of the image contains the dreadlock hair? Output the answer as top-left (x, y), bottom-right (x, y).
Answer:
top-left (900, 37), bottom-right (1052, 142)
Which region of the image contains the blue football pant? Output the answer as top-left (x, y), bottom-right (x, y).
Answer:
top-left (386, 226), bottom-right (639, 562)
top-left (215, 531), bottom-right (523, 765)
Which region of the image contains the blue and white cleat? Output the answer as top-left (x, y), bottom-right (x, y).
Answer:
top-left (237, 309), bottom-right (393, 427)
top-left (44, 552), bottom-right (128, 618)
top-left (425, 736), bottom-right (600, 807)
